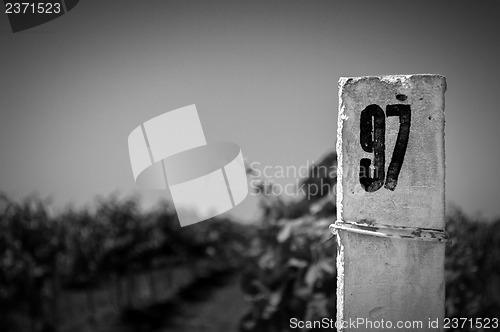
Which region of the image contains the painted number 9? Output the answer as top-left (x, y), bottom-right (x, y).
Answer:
top-left (359, 104), bottom-right (411, 192)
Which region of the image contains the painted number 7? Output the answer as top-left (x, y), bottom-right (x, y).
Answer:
top-left (359, 104), bottom-right (411, 192)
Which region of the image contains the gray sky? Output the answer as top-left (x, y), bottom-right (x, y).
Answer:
top-left (0, 0), bottom-right (499, 221)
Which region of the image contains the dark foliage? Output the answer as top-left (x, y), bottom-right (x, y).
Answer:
top-left (0, 194), bottom-right (251, 332)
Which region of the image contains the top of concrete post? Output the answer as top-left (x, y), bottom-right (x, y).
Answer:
top-left (337, 74), bottom-right (446, 230)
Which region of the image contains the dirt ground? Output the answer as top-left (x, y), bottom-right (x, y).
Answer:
top-left (161, 274), bottom-right (248, 332)
top-left (96, 271), bottom-right (248, 332)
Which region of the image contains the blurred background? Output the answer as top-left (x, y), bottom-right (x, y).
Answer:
top-left (1, 1), bottom-right (499, 331)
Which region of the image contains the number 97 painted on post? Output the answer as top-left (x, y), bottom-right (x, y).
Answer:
top-left (337, 74), bottom-right (446, 229)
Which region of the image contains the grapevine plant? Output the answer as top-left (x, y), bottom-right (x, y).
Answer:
top-left (240, 152), bottom-right (338, 332)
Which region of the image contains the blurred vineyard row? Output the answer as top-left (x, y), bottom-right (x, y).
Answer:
top-left (239, 152), bottom-right (500, 332)
top-left (0, 194), bottom-right (252, 332)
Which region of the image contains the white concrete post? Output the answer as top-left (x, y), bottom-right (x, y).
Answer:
top-left (332, 75), bottom-right (447, 331)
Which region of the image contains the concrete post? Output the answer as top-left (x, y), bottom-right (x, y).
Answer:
top-left (332, 75), bottom-right (447, 331)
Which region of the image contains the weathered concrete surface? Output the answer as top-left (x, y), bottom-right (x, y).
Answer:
top-left (336, 75), bottom-right (446, 331)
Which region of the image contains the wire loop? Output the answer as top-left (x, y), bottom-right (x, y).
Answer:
top-left (330, 220), bottom-right (450, 244)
